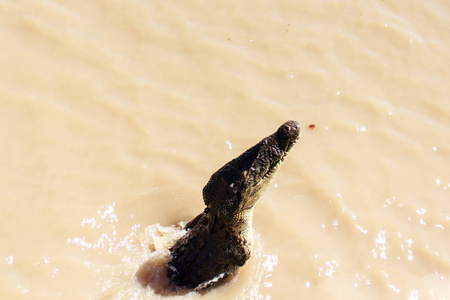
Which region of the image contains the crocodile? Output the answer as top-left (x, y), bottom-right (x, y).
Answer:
top-left (167, 120), bottom-right (301, 290)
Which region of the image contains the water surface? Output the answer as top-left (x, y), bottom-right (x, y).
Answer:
top-left (0, 0), bottom-right (449, 299)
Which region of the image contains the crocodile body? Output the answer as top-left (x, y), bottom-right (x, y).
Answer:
top-left (167, 120), bottom-right (301, 289)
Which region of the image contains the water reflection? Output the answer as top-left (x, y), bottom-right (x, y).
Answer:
top-left (67, 203), bottom-right (119, 253)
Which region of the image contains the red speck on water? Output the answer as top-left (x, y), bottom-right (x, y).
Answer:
top-left (308, 124), bottom-right (316, 129)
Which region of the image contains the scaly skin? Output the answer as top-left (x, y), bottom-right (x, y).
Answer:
top-left (168, 120), bottom-right (301, 289)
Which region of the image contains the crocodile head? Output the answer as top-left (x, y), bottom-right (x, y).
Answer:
top-left (202, 120), bottom-right (301, 219)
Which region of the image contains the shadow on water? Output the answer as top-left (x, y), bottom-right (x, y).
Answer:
top-left (135, 250), bottom-right (234, 297)
top-left (135, 251), bottom-right (192, 296)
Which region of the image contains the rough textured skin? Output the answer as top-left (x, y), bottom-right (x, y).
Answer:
top-left (167, 120), bottom-right (301, 289)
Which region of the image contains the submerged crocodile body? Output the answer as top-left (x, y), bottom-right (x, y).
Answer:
top-left (168, 120), bottom-right (301, 289)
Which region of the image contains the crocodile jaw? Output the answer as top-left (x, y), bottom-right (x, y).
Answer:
top-left (202, 120), bottom-right (301, 218)
top-left (232, 206), bottom-right (255, 244)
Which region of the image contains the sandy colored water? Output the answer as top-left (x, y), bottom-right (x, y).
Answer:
top-left (0, 0), bottom-right (449, 299)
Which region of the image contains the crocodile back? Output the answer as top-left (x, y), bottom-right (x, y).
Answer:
top-left (168, 213), bottom-right (250, 288)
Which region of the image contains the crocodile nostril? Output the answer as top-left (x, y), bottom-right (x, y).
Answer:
top-left (277, 120), bottom-right (300, 141)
